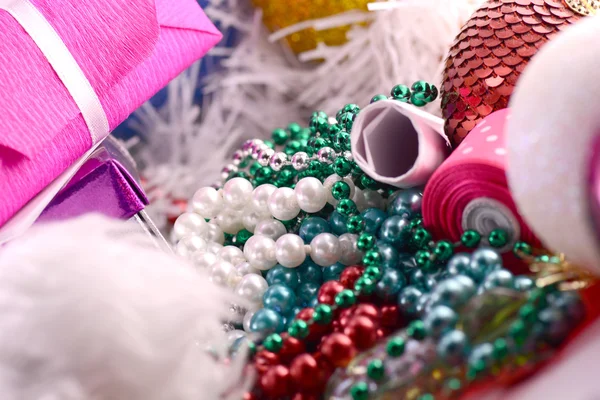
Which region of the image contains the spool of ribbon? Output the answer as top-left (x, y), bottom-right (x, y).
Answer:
top-left (351, 99), bottom-right (450, 188)
top-left (422, 108), bottom-right (538, 251)
top-left (506, 15), bottom-right (600, 275)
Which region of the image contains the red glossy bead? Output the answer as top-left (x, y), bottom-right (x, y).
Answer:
top-left (377, 328), bottom-right (386, 339)
top-left (381, 305), bottom-right (401, 328)
top-left (254, 351), bottom-right (280, 375)
top-left (318, 281), bottom-right (345, 305)
top-left (296, 307), bottom-right (331, 341)
top-left (292, 393), bottom-right (319, 400)
top-left (243, 392), bottom-right (257, 400)
top-left (290, 354), bottom-right (320, 391)
top-left (340, 266), bottom-right (364, 289)
top-left (320, 333), bottom-right (357, 368)
top-left (354, 304), bottom-right (380, 322)
top-left (279, 334), bottom-right (306, 364)
top-left (344, 316), bottom-right (378, 350)
top-left (260, 365), bottom-right (292, 399)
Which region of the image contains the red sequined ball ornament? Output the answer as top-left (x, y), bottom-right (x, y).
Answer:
top-left (441, 0), bottom-right (583, 147)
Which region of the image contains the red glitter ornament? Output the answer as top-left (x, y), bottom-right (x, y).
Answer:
top-left (320, 333), bottom-right (357, 368)
top-left (290, 354), bottom-right (321, 392)
top-left (317, 281), bottom-right (345, 305)
top-left (441, 0), bottom-right (582, 147)
top-left (255, 350), bottom-right (280, 375)
top-left (340, 266), bottom-right (364, 289)
top-left (260, 365), bottom-right (293, 399)
top-left (344, 315), bottom-right (378, 350)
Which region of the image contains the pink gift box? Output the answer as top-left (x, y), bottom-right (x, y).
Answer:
top-left (0, 0), bottom-right (221, 234)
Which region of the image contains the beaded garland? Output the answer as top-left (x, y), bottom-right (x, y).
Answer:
top-left (172, 82), bottom-right (586, 400)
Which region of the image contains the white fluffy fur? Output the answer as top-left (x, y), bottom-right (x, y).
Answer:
top-left (0, 215), bottom-right (244, 400)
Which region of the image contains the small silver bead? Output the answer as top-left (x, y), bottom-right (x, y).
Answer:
top-left (232, 150), bottom-right (244, 166)
top-left (225, 164), bottom-right (238, 174)
top-left (291, 152), bottom-right (310, 171)
top-left (242, 140), bottom-right (254, 152)
top-left (258, 148), bottom-right (275, 166)
top-left (270, 152), bottom-right (287, 171)
top-left (317, 147), bottom-right (335, 164)
top-left (343, 151), bottom-right (353, 161)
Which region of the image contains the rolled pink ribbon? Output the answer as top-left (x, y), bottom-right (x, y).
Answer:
top-left (0, 0), bottom-right (221, 237)
top-left (351, 99), bottom-right (450, 188)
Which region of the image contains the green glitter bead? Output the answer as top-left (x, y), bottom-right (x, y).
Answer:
top-left (433, 240), bottom-right (454, 262)
top-left (518, 303), bottom-right (537, 323)
top-left (409, 218), bottom-right (424, 230)
top-left (249, 162), bottom-right (262, 176)
top-left (285, 140), bottom-right (303, 156)
top-left (410, 92), bottom-right (427, 107)
top-left (407, 320), bottom-right (427, 340)
top-left (313, 137), bottom-right (328, 150)
top-left (418, 394), bottom-right (435, 400)
top-left (364, 266), bottom-right (382, 279)
top-left (332, 181), bottom-right (351, 200)
top-left (363, 250), bottom-right (382, 268)
top-left (445, 378), bottom-right (462, 392)
top-left (411, 80), bottom-right (430, 93)
top-left (288, 122), bottom-right (302, 139)
top-left (235, 229), bottom-right (252, 246)
top-left (367, 359), bottom-right (386, 381)
top-left (338, 112), bottom-right (356, 131)
top-left (509, 319), bottom-right (527, 346)
top-left (255, 167), bottom-right (273, 185)
top-left (335, 289), bottom-right (357, 308)
top-left (342, 103), bottom-right (360, 115)
top-left (371, 94), bottom-right (388, 103)
top-left (347, 215), bottom-right (365, 234)
top-left (493, 338), bottom-right (509, 361)
top-left (329, 123), bottom-right (343, 136)
top-left (350, 382), bottom-right (369, 400)
top-left (391, 84), bottom-right (411, 102)
top-left (386, 337), bottom-right (405, 357)
top-left (337, 199), bottom-right (358, 217)
top-left (288, 320), bottom-right (310, 339)
top-left (313, 304), bottom-right (333, 325)
top-left (308, 160), bottom-right (324, 178)
top-left (263, 333), bottom-right (283, 353)
top-left (411, 227), bottom-right (432, 249)
top-left (360, 174), bottom-right (378, 190)
top-left (355, 276), bottom-right (376, 294)
top-left (263, 140), bottom-right (275, 149)
top-left (357, 233), bottom-right (376, 251)
top-left (489, 229), bottom-right (509, 248)
top-left (415, 250), bottom-right (433, 269)
top-left (513, 241), bottom-right (533, 256)
top-left (334, 157), bottom-right (353, 176)
top-left (461, 230), bottom-right (482, 248)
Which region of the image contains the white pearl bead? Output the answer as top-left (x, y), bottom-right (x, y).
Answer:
top-left (275, 234), bottom-right (306, 268)
top-left (235, 274), bottom-right (269, 304)
top-left (222, 177), bottom-right (254, 210)
top-left (207, 242), bottom-right (223, 254)
top-left (295, 177), bottom-right (328, 213)
top-left (215, 208), bottom-right (244, 234)
top-left (363, 190), bottom-right (385, 210)
top-left (192, 251), bottom-right (218, 270)
top-left (235, 261), bottom-right (261, 277)
top-left (353, 188), bottom-right (367, 212)
top-left (173, 212), bottom-right (207, 240)
top-left (210, 260), bottom-right (235, 287)
top-left (242, 209), bottom-right (271, 233)
top-left (268, 187), bottom-right (301, 221)
top-left (323, 174), bottom-right (356, 205)
top-left (227, 329), bottom-right (247, 344)
top-left (192, 187), bottom-right (223, 218)
top-left (206, 223), bottom-right (225, 245)
top-left (243, 310), bottom-right (256, 332)
top-left (338, 233), bottom-right (363, 265)
top-left (251, 184), bottom-right (277, 212)
top-left (176, 235), bottom-right (207, 259)
top-left (254, 219), bottom-right (287, 241)
top-left (243, 234), bottom-right (277, 270)
top-left (218, 246), bottom-right (246, 265)
top-left (310, 233), bottom-right (341, 267)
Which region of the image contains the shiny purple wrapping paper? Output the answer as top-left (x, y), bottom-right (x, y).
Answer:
top-left (37, 137), bottom-right (148, 222)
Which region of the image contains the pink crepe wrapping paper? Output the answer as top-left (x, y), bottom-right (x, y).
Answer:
top-left (422, 109), bottom-right (538, 249)
top-left (0, 0), bottom-right (221, 226)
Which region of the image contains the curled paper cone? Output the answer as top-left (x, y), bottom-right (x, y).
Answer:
top-left (506, 15), bottom-right (600, 275)
top-left (351, 99), bottom-right (450, 188)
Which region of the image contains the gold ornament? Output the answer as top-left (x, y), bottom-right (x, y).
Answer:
top-left (253, 0), bottom-right (371, 54)
top-left (566, 0), bottom-right (600, 15)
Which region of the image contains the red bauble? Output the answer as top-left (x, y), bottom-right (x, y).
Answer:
top-left (340, 266), bottom-right (364, 289)
top-left (290, 354), bottom-right (320, 392)
top-left (344, 315), bottom-right (378, 350)
top-left (255, 350), bottom-right (280, 375)
top-left (318, 281), bottom-right (345, 305)
top-left (279, 334), bottom-right (306, 364)
top-left (320, 332), bottom-right (357, 368)
top-left (354, 303), bottom-right (380, 322)
top-left (260, 365), bottom-right (293, 399)
top-left (380, 304), bottom-right (401, 328)
top-left (441, 0), bottom-right (582, 147)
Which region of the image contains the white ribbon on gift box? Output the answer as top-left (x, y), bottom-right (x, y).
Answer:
top-left (0, 0), bottom-right (109, 244)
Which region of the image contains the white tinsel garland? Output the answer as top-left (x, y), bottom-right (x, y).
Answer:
top-left (129, 0), bottom-right (483, 232)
